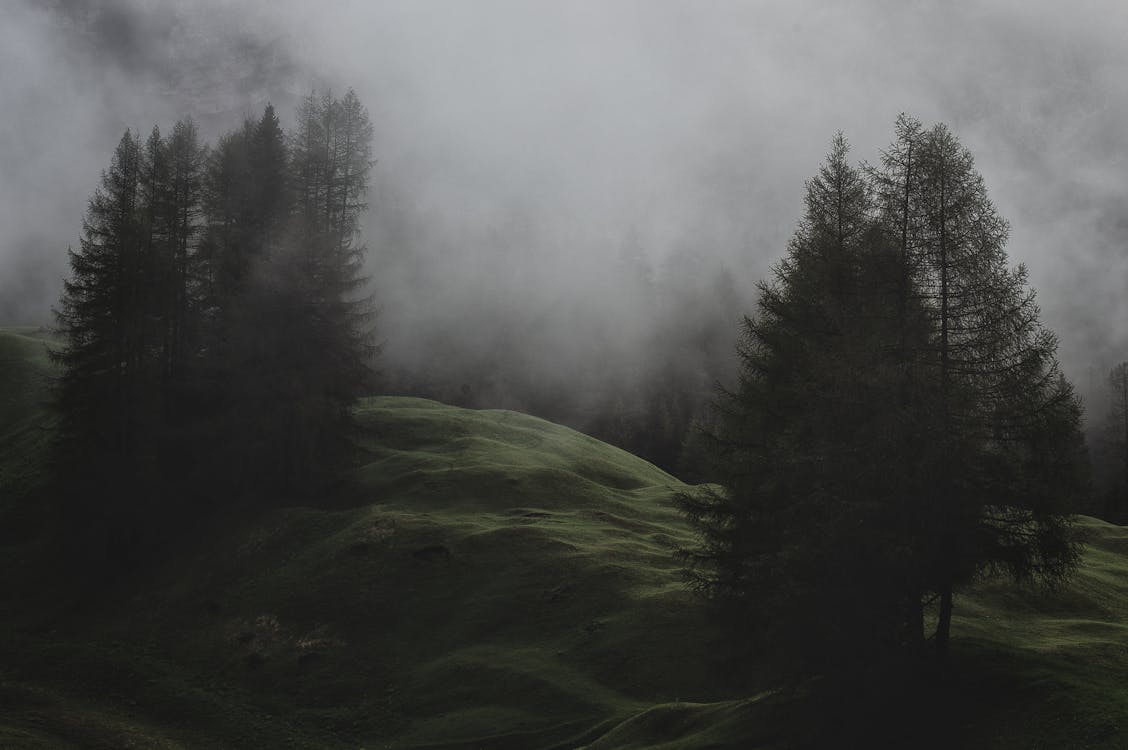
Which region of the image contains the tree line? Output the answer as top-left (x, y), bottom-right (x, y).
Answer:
top-left (679, 116), bottom-right (1089, 684)
top-left (52, 90), bottom-right (376, 565)
top-left (385, 251), bottom-right (744, 481)
top-left (48, 95), bottom-right (1113, 681)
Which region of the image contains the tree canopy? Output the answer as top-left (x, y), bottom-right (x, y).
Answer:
top-left (680, 119), bottom-right (1087, 676)
top-left (52, 91), bottom-right (378, 564)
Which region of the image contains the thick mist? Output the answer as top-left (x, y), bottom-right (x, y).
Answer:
top-left (3, 0), bottom-right (1127, 418)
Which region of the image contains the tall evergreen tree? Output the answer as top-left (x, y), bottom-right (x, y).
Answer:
top-left (54, 91), bottom-right (380, 540)
top-left (52, 130), bottom-right (161, 560)
top-left (140, 125), bottom-right (170, 377)
top-left (55, 130), bottom-right (147, 460)
top-left (679, 135), bottom-right (916, 675)
top-left (161, 118), bottom-right (206, 386)
top-left (250, 104), bottom-right (289, 254)
top-left (681, 122), bottom-right (1087, 677)
top-left (200, 123), bottom-right (254, 315)
top-left (191, 95), bottom-right (377, 501)
top-left (897, 123), bottom-right (1084, 654)
top-left (196, 107), bottom-right (299, 500)
top-left (279, 88), bottom-right (378, 489)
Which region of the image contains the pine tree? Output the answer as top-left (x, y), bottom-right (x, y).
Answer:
top-left (190, 95), bottom-right (377, 501)
top-left (679, 135), bottom-right (915, 675)
top-left (55, 130), bottom-right (147, 460)
top-left (279, 88), bottom-right (377, 490)
top-left (680, 122), bottom-right (1087, 676)
top-left (140, 125), bottom-right (170, 378)
top-left (196, 107), bottom-right (297, 500)
top-left (52, 130), bottom-right (161, 560)
top-left (896, 123), bottom-right (1084, 654)
top-left (200, 124), bottom-right (254, 313)
top-left (55, 91), bottom-right (379, 526)
top-left (161, 118), bottom-right (206, 386)
top-left (250, 104), bottom-right (289, 254)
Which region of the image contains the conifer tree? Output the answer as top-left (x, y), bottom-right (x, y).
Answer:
top-left (200, 124), bottom-right (254, 314)
top-left (898, 123), bottom-right (1084, 654)
top-left (53, 130), bottom-right (159, 558)
top-left (55, 130), bottom-right (147, 461)
top-left (55, 93), bottom-right (379, 523)
top-left (196, 107), bottom-right (298, 499)
top-left (679, 135), bottom-right (915, 674)
top-left (279, 88), bottom-right (377, 488)
top-left (681, 122), bottom-right (1087, 674)
top-left (161, 118), bottom-right (206, 386)
top-left (191, 95), bottom-right (377, 501)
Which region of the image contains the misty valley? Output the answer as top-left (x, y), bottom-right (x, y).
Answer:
top-left (3, 2), bottom-right (1128, 749)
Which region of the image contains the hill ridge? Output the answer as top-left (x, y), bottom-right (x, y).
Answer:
top-left (2, 327), bottom-right (1128, 748)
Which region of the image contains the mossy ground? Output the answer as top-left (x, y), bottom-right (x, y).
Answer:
top-left (2, 328), bottom-right (1127, 748)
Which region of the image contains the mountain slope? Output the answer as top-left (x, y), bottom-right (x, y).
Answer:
top-left (1, 376), bottom-right (732, 748)
top-left (2, 327), bottom-right (1128, 748)
top-left (0, 327), bottom-right (55, 501)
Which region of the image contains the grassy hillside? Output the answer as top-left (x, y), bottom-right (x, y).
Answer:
top-left (0, 327), bottom-right (55, 498)
top-left (2, 327), bottom-right (1128, 748)
top-left (0, 327), bottom-right (58, 621)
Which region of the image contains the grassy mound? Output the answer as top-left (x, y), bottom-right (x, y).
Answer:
top-left (2, 379), bottom-right (727, 748)
top-left (2, 327), bottom-right (1128, 748)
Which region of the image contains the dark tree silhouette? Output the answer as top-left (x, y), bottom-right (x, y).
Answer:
top-left (52, 130), bottom-right (162, 562)
top-left (53, 90), bottom-right (380, 548)
top-left (679, 134), bottom-right (918, 676)
top-left (680, 122), bottom-right (1087, 677)
top-left (194, 94), bottom-right (377, 501)
top-left (55, 130), bottom-right (147, 462)
top-left (279, 88), bottom-right (378, 489)
top-left (894, 122), bottom-right (1085, 655)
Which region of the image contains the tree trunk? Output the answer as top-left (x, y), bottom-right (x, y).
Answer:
top-left (935, 586), bottom-right (953, 659)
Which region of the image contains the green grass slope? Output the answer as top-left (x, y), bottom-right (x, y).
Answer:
top-left (2, 328), bottom-right (1128, 748)
top-left (0, 327), bottom-right (56, 500)
top-left (0, 327), bottom-right (59, 624)
top-left (2, 388), bottom-right (731, 749)
top-left (947, 516), bottom-right (1128, 748)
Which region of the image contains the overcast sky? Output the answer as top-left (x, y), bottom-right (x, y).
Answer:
top-left (3, 0), bottom-right (1127, 399)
